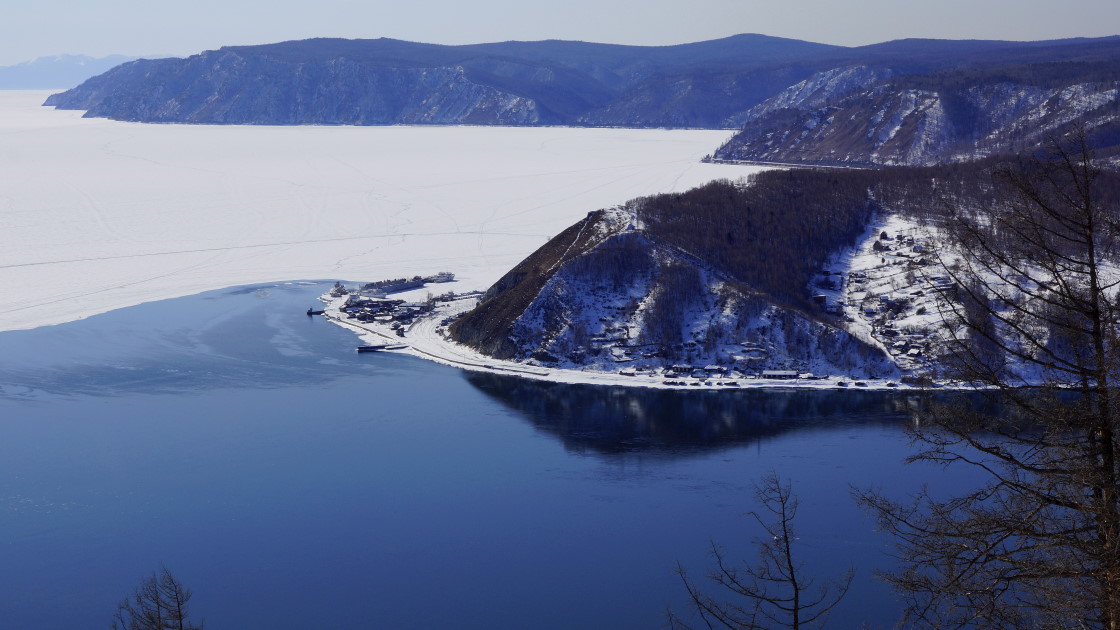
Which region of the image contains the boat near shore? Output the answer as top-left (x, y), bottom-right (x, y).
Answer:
top-left (357, 344), bottom-right (408, 353)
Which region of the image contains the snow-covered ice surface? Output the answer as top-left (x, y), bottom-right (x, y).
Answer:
top-left (0, 91), bottom-right (764, 332)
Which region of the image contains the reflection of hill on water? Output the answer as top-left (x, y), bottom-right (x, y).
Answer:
top-left (466, 373), bottom-right (925, 455)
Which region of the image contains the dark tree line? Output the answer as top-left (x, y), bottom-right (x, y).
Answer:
top-left (632, 162), bottom-right (1116, 314)
top-left (634, 171), bottom-right (882, 313)
top-left (894, 60), bottom-right (1120, 93)
top-left (858, 132), bottom-right (1120, 628)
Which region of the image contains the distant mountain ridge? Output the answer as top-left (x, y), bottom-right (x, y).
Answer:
top-left (0, 54), bottom-right (137, 89)
top-left (43, 35), bottom-right (1120, 130)
top-left (44, 34), bottom-right (838, 126)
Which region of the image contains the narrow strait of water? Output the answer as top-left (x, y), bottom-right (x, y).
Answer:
top-left (0, 281), bottom-right (980, 629)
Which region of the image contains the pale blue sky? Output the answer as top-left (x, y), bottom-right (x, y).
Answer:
top-left (3, 0), bottom-right (1119, 65)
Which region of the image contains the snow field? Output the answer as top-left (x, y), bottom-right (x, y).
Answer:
top-left (0, 91), bottom-right (765, 332)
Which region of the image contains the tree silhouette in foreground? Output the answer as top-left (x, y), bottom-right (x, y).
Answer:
top-left (112, 566), bottom-right (203, 630)
top-left (669, 472), bottom-right (853, 629)
top-left (858, 131), bottom-right (1120, 629)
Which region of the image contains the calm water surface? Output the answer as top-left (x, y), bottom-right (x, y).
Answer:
top-left (0, 282), bottom-right (979, 629)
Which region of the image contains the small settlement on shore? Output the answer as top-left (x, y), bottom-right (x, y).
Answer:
top-left (310, 260), bottom-right (942, 391)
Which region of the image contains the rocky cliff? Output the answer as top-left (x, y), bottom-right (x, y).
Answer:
top-left (713, 61), bottom-right (1120, 166)
top-left (43, 52), bottom-right (553, 125)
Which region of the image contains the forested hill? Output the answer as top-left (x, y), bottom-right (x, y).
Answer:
top-left (449, 174), bottom-right (883, 356)
top-left (713, 48), bottom-right (1120, 167)
top-left (43, 35), bottom-right (1120, 129)
top-left (448, 170), bottom-right (904, 375)
top-left (447, 162), bottom-right (1120, 378)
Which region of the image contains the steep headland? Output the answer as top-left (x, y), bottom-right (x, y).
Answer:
top-left (449, 172), bottom-right (900, 378)
top-left (447, 162), bottom-right (1120, 382)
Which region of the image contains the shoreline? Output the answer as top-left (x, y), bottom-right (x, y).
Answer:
top-left (319, 291), bottom-right (935, 392)
top-left (316, 210), bottom-right (959, 393)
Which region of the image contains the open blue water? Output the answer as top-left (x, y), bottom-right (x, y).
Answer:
top-left (0, 281), bottom-right (979, 629)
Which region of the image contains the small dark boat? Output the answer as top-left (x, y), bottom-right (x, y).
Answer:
top-left (307, 308), bottom-right (325, 316)
top-left (357, 344), bottom-right (407, 353)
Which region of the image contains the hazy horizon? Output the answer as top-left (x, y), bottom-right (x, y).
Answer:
top-left (7, 30), bottom-right (1120, 68)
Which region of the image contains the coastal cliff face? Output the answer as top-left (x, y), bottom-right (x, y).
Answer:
top-left (44, 35), bottom-right (841, 127)
top-left (449, 178), bottom-right (899, 378)
top-left (43, 52), bottom-right (553, 125)
top-left (721, 65), bottom-right (897, 128)
top-left (713, 64), bottom-right (1120, 166)
top-left (44, 35), bottom-right (1120, 133)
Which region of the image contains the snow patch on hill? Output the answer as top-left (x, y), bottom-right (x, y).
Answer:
top-left (489, 209), bottom-right (899, 379)
top-left (717, 77), bottom-right (1120, 167)
top-left (738, 65), bottom-right (895, 122)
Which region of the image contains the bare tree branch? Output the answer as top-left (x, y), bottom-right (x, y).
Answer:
top-left (858, 130), bottom-right (1120, 629)
top-left (670, 473), bottom-right (853, 629)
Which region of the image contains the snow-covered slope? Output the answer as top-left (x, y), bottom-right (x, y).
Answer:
top-left (450, 180), bottom-right (901, 379)
top-left (724, 65), bottom-right (895, 127)
top-left (714, 71), bottom-right (1120, 167)
top-left (448, 163), bottom-right (1120, 384)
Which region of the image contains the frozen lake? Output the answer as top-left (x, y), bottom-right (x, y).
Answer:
top-left (0, 91), bottom-right (762, 332)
